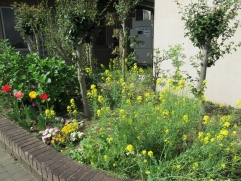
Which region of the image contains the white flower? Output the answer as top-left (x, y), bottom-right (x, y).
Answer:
top-left (78, 121), bottom-right (84, 128)
top-left (77, 132), bottom-right (84, 138)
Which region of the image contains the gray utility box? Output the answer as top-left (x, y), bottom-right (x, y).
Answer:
top-left (130, 26), bottom-right (153, 65)
top-left (130, 9), bottom-right (153, 65)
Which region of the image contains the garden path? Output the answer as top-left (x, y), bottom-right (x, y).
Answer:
top-left (0, 143), bottom-right (38, 181)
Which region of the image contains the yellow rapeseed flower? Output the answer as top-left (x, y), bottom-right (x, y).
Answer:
top-left (85, 67), bottom-right (92, 74)
top-left (156, 78), bottom-right (161, 85)
top-left (50, 110), bottom-right (56, 116)
top-left (168, 78), bottom-right (173, 85)
top-left (144, 92), bottom-right (151, 101)
top-left (97, 109), bottom-right (101, 117)
top-left (106, 137), bottom-right (113, 143)
top-left (126, 99), bottom-right (131, 105)
top-left (70, 98), bottom-right (75, 105)
top-left (126, 144), bottom-right (134, 153)
top-left (137, 96), bottom-right (142, 103)
top-left (183, 114), bottom-right (189, 122)
top-left (193, 162), bottom-right (199, 170)
top-left (221, 163), bottom-right (226, 168)
top-left (176, 164), bottom-right (181, 169)
top-left (183, 134), bottom-right (187, 141)
top-left (163, 110), bottom-right (169, 118)
top-left (142, 150), bottom-right (147, 155)
top-left (106, 77), bottom-right (111, 83)
top-left (203, 115), bottom-right (210, 124)
top-left (98, 95), bottom-right (104, 103)
top-left (222, 121), bottom-right (230, 128)
top-left (198, 132), bottom-right (204, 139)
top-left (178, 77), bottom-right (185, 89)
top-left (148, 151), bottom-right (153, 158)
top-left (237, 100), bottom-right (241, 106)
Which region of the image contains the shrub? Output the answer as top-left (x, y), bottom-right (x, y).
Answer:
top-left (0, 40), bottom-right (79, 111)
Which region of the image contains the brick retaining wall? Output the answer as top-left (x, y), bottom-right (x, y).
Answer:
top-left (0, 115), bottom-right (132, 181)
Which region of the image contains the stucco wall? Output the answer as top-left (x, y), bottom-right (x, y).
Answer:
top-left (154, 0), bottom-right (241, 107)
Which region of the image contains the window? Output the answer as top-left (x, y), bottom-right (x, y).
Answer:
top-left (0, 7), bottom-right (27, 49)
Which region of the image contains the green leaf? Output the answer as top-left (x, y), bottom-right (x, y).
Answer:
top-left (38, 120), bottom-right (46, 130)
top-left (18, 120), bottom-right (29, 130)
top-left (47, 78), bottom-right (51, 83)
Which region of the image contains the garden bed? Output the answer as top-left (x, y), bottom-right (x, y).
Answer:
top-left (0, 114), bottom-right (132, 181)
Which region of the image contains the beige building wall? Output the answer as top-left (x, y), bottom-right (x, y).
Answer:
top-left (154, 0), bottom-right (241, 107)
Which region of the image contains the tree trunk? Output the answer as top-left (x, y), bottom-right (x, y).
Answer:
top-left (89, 42), bottom-right (94, 70)
top-left (197, 38), bottom-right (211, 90)
top-left (76, 43), bottom-right (92, 118)
top-left (34, 33), bottom-right (41, 57)
top-left (121, 21), bottom-right (127, 80)
top-left (197, 38), bottom-right (211, 119)
top-left (25, 35), bottom-right (34, 53)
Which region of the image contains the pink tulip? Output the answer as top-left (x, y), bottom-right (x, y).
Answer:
top-left (13, 91), bottom-right (23, 99)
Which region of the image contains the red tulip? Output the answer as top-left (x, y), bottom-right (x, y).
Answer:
top-left (40, 93), bottom-right (48, 100)
top-left (2, 84), bottom-right (11, 92)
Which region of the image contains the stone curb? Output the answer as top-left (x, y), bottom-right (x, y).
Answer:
top-left (0, 115), bottom-right (131, 181)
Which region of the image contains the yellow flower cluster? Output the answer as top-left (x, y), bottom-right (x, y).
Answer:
top-left (97, 109), bottom-right (101, 117)
top-left (67, 98), bottom-right (77, 115)
top-left (88, 84), bottom-right (98, 98)
top-left (98, 95), bottom-right (104, 103)
top-left (216, 129), bottom-right (229, 141)
top-left (51, 133), bottom-right (65, 144)
top-left (85, 67), bottom-right (92, 74)
top-left (193, 162), bottom-right (199, 170)
top-left (61, 120), bottom-right (78, 135)
top-left (183, 114), bottom-right (189, 123)
top-left (203, 115), bottom-right (210, 124)
top-left (137, 96), bottom-right (142, 103)
top-left (125, 144), bottom-right (134, 153)
top-left (45, 109), bottom-right (56, 118)
top-left (237, 100), bottom-right (241, 106)
top-left (148, 151), bottom-right (153, 158)
top-left (106, 137), bottom-right (113, 143)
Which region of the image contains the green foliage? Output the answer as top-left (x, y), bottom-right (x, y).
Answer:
top-left (176, 0), bottom-right (241, 66)
top-left (7, 98), bottom-right (48, 131)
top-left (66, 63), bottom-right (241, 180)
top-left (12, 1), bottom-right (46, 36)
top-left (0, 40), bottom-right (79, 111)
top-left (152, 44), bottom-right (188, 91)
top-left (113, 0), bottom-right (143, 21)
top-left (56, 0), bottom-right (99, 45)
top-left (41, 5), bottom-right (75, 64)
top-left (62, 13), bottom-right (97, 44)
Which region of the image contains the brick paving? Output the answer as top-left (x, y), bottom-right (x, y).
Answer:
top-left (0, 143), bottom-right (38, 181)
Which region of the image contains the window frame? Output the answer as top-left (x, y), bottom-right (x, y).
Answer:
top-left (0, 6), bottom-right (28, 51)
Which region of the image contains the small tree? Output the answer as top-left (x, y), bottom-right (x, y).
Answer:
top-left (41, 5), bottom-right (74, 64)
top-left (175, 0), bottom-right (241, 90)
top-left (113, 0), bottom-right (143, 79)
top-left (12, 2), bottom-right (46, 56)
top-left (56, 0), bottom-right (100, 118)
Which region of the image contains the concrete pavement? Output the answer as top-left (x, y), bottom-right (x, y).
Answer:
top-left (0, 144), bottom-right (38, 181)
